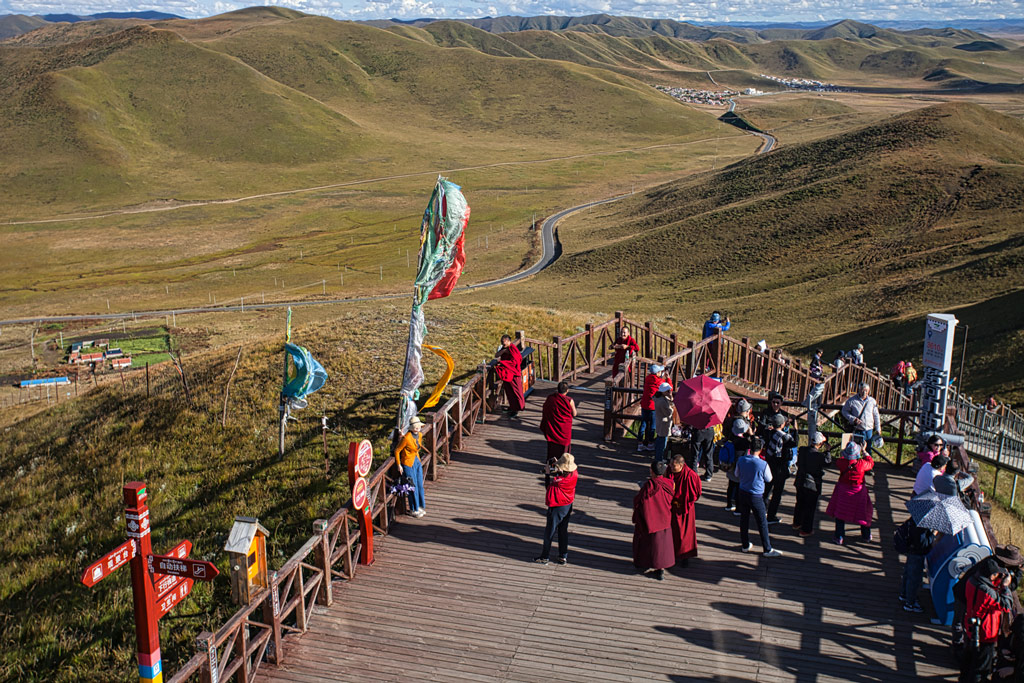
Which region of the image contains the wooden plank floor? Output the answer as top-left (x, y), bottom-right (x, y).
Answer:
top-left (257, 373), bottom-right (957, 682)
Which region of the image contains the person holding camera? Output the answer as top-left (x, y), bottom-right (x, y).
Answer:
top-left (535, 453), bottom-right (578, 566)
top-left (763, 412), bottom-right (797, 525)
top-left (961, 557), bottom-right (1015, 682)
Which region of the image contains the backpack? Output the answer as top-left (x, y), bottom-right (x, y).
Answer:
top-left (718, 441), bottom-right (737, 468)
top-left (893, 518), bottom-right (913, 554)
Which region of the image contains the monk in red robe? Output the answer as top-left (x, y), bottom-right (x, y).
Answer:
top-left (495, 334), bottom-right (526, 417)
top-left (633, 461), bottom-right (676, 580)
top-left (665, 454), bottom-right (702, 565)
top-left (611, 328), bottom-right (639, 377)
top-left (540, 381), bottom-right (577, 463)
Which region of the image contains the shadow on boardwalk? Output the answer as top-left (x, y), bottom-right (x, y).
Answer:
top-left (257, 372), bottom-right (957, 682)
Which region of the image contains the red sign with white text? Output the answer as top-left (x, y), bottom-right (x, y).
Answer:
top-left (81, 539), bottom-right (137, 587)
top-left (155, 578), bottom-right (194, 619)
top-left (149, 554), bottom-right (219, 581)
top-left (352, 477), bottom-right (369, 510)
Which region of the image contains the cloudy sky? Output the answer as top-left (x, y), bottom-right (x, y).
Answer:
top-left (1, 0), bottom-right (1021, 23)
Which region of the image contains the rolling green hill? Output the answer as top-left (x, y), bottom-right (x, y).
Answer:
top-left (541, 103), bottom-right (1024, 398)
top-left (0, 13), bottom-right (724, 216)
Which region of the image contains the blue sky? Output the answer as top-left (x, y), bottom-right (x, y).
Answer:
top-left (1, 0), bottom-right (1021, 23)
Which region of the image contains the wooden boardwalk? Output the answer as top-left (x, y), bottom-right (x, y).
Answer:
top-left (258, 373), bottom-right (956, 682)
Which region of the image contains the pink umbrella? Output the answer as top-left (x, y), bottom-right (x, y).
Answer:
top-left (673, 376), bottom-right (732, 428)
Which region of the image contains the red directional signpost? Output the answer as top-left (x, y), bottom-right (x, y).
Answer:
top-left (348, 439), bottom-right (375, 565)
top-left (80, 483), bottom-right (218, 683)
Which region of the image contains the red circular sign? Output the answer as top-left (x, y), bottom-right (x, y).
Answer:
top-left (352, 477), bottom-right (368, 511)
top-left (355, 440), bottom-right (373, 478)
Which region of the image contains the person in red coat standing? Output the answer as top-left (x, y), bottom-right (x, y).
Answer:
top-left (535, 453), bottom-right (578, 565)
top-left (961, 557), bottom-right (1014, 682)
top-left (665, 454), bottom-right (702, 566)
top-left (633, 460), bottom-right (676, 580)
top-left (540, 381), bottom-right (577, 464)
top-left (612, 327), bottom-right (639, 377)
top-left (495, 334), bottom-right (526, 417)
top-left (638, 364), bottom-right (671, 453)
top-left (825, 442), bottom-right (874, 545)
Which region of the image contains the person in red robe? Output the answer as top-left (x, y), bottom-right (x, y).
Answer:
top-left (665, 454), bottom-right (702, 565)
top-left (633, 461), bottom-right (676, 580)
top-left (612, 328), bottom-right (639, 377)
top-left (540, 381), bottom-right (577, 463)
top-left (495, 334), bottom-right (526, 417)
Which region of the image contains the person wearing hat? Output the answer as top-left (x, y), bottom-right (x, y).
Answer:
top-left (850, 344), bottom-right (865, 366)
top-left (639, 364), bottom-right (671, 453)
top-left (723, 400), bottom-right (755, 512)
top-left (763, 412), bottom-right (797, 524)
top-left (394, 416), bottom-right (427, 518)
top-left (792, 431), bottom-right (833, 537)
top-left (653, 381), bottom-right (675, 463)
top-left (633, 460), bottom-right (677, 579)
top-left (960, 557), bottom-right (1014, 682)
top-left (702, 311), bottom-right (731, 374)
top-left (913, 453), bottom-right (949, 497)
top-left (825, 441), bottom-right (875, 544)
top-left (494, 334), bottom-right (526, 417)
top-left (535, 453), bottom-right (578, 565)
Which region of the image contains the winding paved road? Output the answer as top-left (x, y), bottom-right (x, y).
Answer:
top-left (2, 127), bottom-right (775, 326)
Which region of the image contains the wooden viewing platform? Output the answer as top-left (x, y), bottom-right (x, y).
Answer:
top-left (256, 371), bottom-right (956, 682)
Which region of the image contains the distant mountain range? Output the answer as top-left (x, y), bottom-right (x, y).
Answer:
top-left (0, 11), bottom-right (182, 40)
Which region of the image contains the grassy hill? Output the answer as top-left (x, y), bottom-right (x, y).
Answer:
top-left (0, 14), bottom-right (48, 40)
top-left (0, 13), bottom-right (725, 217)
top-left (527, 102), bottom-right (1024, 399)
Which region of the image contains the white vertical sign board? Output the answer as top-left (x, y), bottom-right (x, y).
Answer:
top-left (920, 313), bottom-right (958, 433)
top-left (923, 314), bottom-right (957, 372)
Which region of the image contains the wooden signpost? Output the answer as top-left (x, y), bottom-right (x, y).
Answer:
top-left (348, 440), bottom-right (375, 565)
top-left (80, 482), bottom-right (218, 683)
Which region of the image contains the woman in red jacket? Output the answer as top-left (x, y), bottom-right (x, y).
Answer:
top-left (535, 453), bottom-right (578, 565)
top-left (825, 442), bottom-right (874, 545)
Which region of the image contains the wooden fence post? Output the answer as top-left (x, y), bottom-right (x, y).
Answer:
top-left (739, 337), bottom-right (750, 380)
top-left (603, 381), bottom-right (615, 441)
top-left (644, 322), bottom-right (653, 358)
top-left (427, 418), bottom-right (439, 481)
top-left (585, 324), bottom-right (594, 373)
top-left (615, 311), bottom-right (624, 335)
top-left (715, 330), bottom-right (724, 376)
top-left (686, 341), bottom-right (696, 379)
top-left (198, 631), bottom-right (218, 683)
top-left (313, 519), bottom-right (332, 606)
top-left (263, 572), bottom-right (282, 664)
top-left (670, 333), bottom-right (678, 357)
top-left (477, 363), bottom-right (489, 423)
top-left (552, 336), bottom-right (562, 382)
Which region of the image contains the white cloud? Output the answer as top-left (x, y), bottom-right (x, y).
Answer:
top-left (2, 0), bottom-right (1020, 22)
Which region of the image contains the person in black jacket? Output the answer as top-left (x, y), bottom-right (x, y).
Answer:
top-left (899, 518), bottom-right (940, 613)
top-left (792, 431), bottom-right (832, 536)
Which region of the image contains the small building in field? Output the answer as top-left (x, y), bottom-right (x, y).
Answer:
top-left (104, 348), bottom-right (123, 359)
top-left (110, 357), bottom-right (132, 370)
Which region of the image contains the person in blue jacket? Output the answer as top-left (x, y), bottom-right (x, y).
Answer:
top-left (702, 311), bottom-right (731, 339)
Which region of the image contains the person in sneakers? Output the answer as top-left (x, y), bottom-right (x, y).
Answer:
top-left (825, 442), bottom-right (875, 545)
top-left (842, 383), bottom-right (881, 451)
top-left (394, 416), bottom-right (427, 518)
top-left (535, 453), bottom-right (578, 566)
top-left (633, 460), bottom-right (676, 579)
top-left (653, 382), bottom-right (675, 463)
top-left (792, 431), bottom-right (832, 537)
top-left (898, 517), bottom-right (939, 614)
top-left (639, 364), bottom-right (670, 453)
top-left (764, 413), bottom-right (797, 525)
top-left (723, 400), bottom-right (755, 512)
top-left (690, 425), bottom-right (717, 481)
top-left (736, 436), bottom-right (783, 557)
top-left (611, 327), bottom-right (640, 377)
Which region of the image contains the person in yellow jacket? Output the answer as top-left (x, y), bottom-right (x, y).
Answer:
top-left (394, 416), bottom-right (426, 517)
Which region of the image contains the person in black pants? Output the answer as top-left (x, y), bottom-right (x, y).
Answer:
top-left (792, 432), bottom-right (832, 536)
top-left (690, 426), bottom-right (716, 481)
top-left (764, 413), bottom-right (796, 524)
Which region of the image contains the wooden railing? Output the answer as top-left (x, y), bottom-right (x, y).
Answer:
top-left (167, 372), bottom-right (487, 682)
